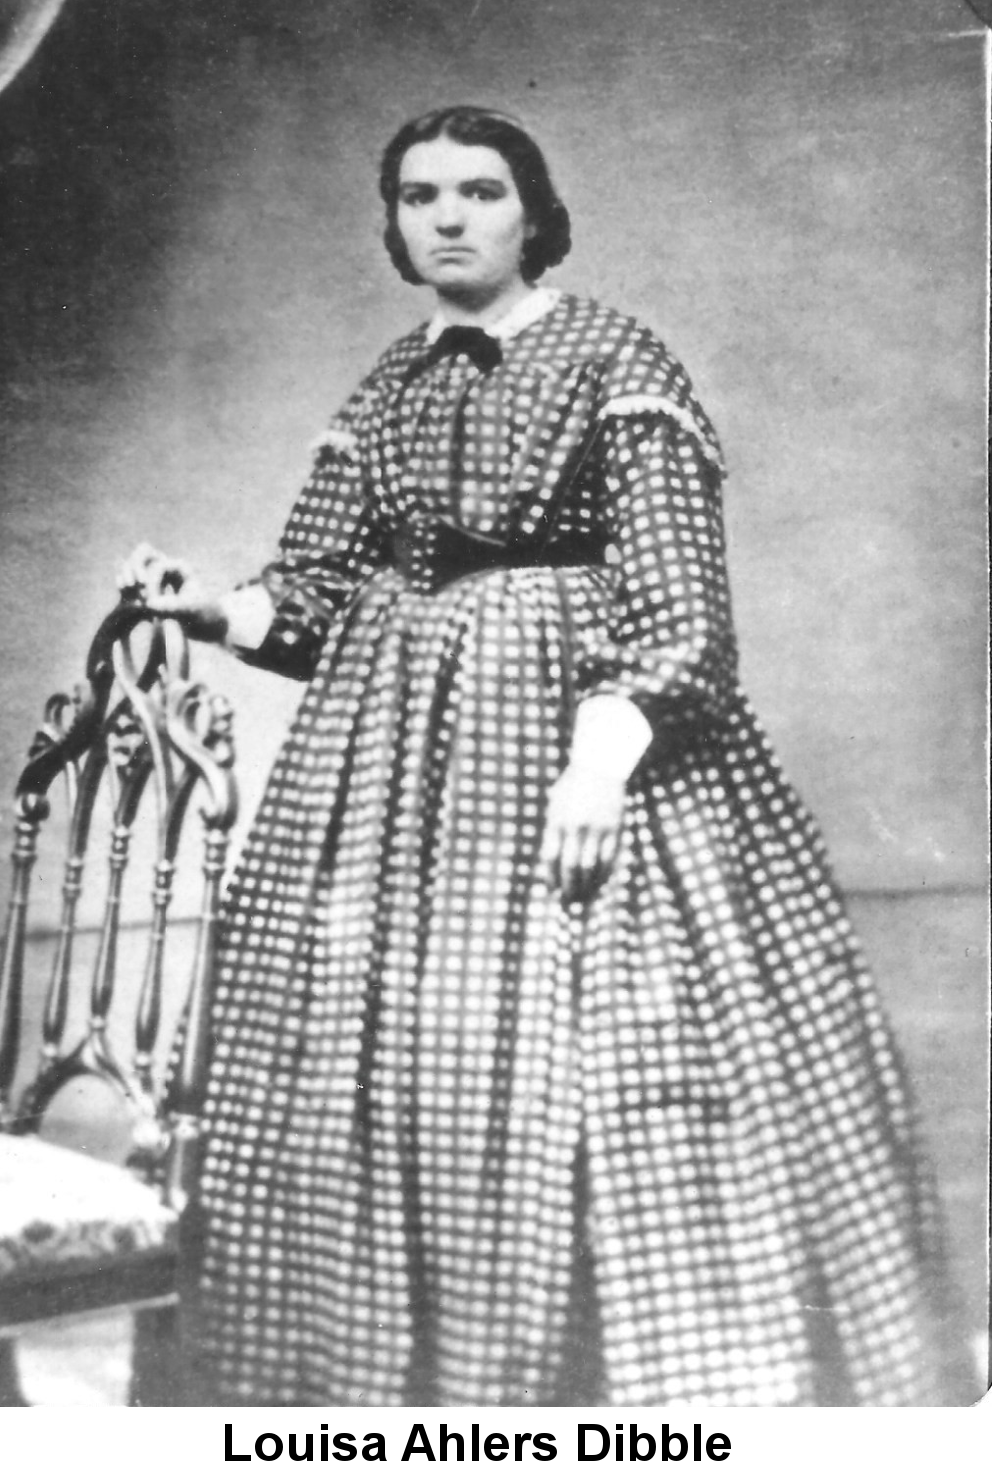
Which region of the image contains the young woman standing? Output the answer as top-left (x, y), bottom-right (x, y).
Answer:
top-left (121, 107), bottom-right (956, 1407)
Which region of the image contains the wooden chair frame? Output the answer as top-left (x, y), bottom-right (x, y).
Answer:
top-left (0, 602), bottom-right (237, 1403)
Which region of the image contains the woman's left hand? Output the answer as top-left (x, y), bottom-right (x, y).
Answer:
top-left (116, 542), bottom-right (229, 643)
top-left (540, 764), bottom-right (625, 905)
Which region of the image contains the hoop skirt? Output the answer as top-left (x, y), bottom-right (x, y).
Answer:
top-left (188, 293), bottom-right (953, 1406)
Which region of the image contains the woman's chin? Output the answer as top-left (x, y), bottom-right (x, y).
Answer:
top-left (424, 264), bottom-right (484, 291)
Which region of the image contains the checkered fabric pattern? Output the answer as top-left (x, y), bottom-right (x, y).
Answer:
top-left (188, 294), bottom-right (952, 1406)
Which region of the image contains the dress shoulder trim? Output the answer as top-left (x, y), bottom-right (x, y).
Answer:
top-left (308, 424), bottom-right (360, 461)
top-left (594, 315), bottom-right (726, 476)
top-left (597, 392), bottom-right (725, 474)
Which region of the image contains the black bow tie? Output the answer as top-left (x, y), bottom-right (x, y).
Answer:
top-left (427, 324), bottom-right (503, 374)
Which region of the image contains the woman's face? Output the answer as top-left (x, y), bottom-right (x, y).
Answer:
top-left (396, 137), bottom-right (533, 302)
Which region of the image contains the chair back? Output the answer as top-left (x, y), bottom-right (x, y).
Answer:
top-left (0, 604), bottom-right (237, 1208)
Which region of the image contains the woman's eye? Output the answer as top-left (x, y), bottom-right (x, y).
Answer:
top-left (399, 189), bottom-right (434, 207)
top-left (463, 183), bottom-right (505, 202)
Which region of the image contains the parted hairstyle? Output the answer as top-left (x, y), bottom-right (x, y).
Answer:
top-left (379, 106), bottom-right (572, 285)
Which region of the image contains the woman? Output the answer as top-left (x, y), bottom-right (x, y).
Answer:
top-left (121, 107), bottom-right (954, 1407)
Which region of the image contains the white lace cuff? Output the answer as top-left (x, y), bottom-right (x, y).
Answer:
top-left (569, 694), bottom-right (653, 781)
top-left (219, 584), bottom-right (275, 651)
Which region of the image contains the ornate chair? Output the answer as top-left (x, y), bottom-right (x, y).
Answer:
top-left (0, 604), bottom-right (237, 1404)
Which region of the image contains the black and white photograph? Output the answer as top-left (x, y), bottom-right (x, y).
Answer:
top-left (0, 0), bottom-right (987, 1433)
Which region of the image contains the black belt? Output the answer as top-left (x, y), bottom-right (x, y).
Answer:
top-left (388, 514), bottom-right (607, 595)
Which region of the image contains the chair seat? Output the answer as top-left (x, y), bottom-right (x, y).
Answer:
top-left (0, 1135), bottom-right (177, 1286)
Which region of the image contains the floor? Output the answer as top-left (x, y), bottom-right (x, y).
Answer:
top-left (7, 889), bottom-right (990, 1405)
top-left (16, 1311), bottom-right (133, 1405)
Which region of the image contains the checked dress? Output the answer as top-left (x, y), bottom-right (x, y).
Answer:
top-left (187, 289), bottom-right (952, 1406)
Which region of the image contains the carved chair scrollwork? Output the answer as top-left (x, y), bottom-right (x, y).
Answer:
top-left (0, 603), bottom-right (237, 1404)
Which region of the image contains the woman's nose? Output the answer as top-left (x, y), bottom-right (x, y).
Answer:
top-left (433, 193), bottom-right (466, 233)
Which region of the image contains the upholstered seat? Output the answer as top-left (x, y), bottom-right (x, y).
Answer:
top-left (0, 1136), bottom-right (176, 1287)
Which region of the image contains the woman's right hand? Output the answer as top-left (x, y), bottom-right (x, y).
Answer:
top-left (116, 542), bottom-right (229, 643)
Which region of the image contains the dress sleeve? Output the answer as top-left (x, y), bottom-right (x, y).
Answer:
top-left (572, 410), bottom-right (738, 741)
top-left (236, 413), bottom-right (387, 682)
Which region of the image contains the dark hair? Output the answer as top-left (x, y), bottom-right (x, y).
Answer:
top-left (379, 106), bottom-right (572, 285)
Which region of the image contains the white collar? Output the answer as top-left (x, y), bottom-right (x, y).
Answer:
top-left (424, 286), bottom-right (561, 345)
